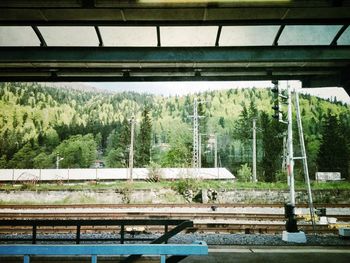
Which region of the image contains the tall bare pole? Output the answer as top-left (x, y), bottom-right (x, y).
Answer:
top-left (252, 118), bottom-right (257, 182)
top-left (214, 134), bottom-right (218, 168)
top-left (129, 116), bottom-right (135, 182)
top-left (287, 83), bottom-right (295, 206)
top-left (199, 134), bottom-right (202, 168)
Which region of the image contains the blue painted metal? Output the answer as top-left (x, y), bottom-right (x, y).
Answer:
top-left (0, 243), bottom-right (208, 263)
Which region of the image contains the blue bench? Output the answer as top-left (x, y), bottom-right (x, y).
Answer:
top-left (0, 242), bottom-right (208, 263)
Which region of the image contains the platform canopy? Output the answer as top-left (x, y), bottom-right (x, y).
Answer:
top-left (0, 0), bottom-right (350, 93)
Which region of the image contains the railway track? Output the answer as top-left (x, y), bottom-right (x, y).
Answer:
top-left (0, 203), bottom-right (349, 236)
top-left (1, 203), bottom-right (350, 209)
top-left (1, 212), bottom-right (349, 222)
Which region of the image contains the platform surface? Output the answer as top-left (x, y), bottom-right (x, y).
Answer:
top-left (1, 246), bottom-right (349, 263)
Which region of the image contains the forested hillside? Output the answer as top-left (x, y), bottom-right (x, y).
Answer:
top-left (0, 82), bottom-right (349, 181)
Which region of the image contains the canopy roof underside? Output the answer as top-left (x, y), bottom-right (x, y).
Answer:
top-left (0, 0), bottom-right (350, 93)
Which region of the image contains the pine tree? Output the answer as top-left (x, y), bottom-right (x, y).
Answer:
top-left (260, 111), bottom-right (284, 182)
top-left (136, 108), bottom-right (152, 167)
top-left (317, 114), bottom-right (349, 180)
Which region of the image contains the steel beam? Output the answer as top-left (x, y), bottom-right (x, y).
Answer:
top-left (94, 26), bottom-right (104, 47)
top-left (0, 46), bottom-right (348, 85)
top-left (331, 25), bottom-right (349, 46)
top-left (273, 25), bottom-right (285, 46)
top-left (0, 46), bottom-right (349, 63)
top-left (1, 18), bottom-right (350, 27)
top-left (31, 26), bottom-right (47, 47)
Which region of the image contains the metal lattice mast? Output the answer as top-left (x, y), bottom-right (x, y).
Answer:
top-left (192, 98), bottom-right (199, 169)
top-left (295, 89), bottom-right (316, 232)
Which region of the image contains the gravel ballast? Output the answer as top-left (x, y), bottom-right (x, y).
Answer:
top-left (1, 233), bottom-right (349, 246)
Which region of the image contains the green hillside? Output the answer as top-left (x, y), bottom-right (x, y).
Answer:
top-left (0, 82), bottom-right (349, 181)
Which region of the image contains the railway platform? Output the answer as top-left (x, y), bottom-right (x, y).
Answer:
top-left (183, 246), bottom-right (350, 263)
top-left (1, 246), bottom-right (349, 263)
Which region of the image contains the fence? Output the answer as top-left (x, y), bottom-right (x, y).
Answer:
top-left (0, 168), bottom-right (234, 182)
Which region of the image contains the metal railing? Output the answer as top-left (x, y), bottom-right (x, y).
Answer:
top-left (0, 219), bottom-right (193, 244)
top-left (0, 242), bottom-right (208, 263)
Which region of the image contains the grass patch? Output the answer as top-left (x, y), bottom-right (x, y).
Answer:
top-left (0, 180), bottom-right (349, 192)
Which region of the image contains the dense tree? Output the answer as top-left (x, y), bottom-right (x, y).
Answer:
top-left (0, 82), bottom-right (349, 180)
top-left (317, 114), bottom-right (349, 180)
top-left (260, 112), bottom-right (284, 182)
top-left (53, 134), bottom-right (97, 168)
top-left (33, 152), bottom-right (54, 168)
top-left (105, 148), bottom-right (125, 168)
top-left (9, 142), bottom-right (39, 169)
top-left (136, 108), bottom-right (152, 167)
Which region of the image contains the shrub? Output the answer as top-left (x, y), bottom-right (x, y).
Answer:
top-left (237, 163), bottom-right (252, 182)
top-left (147, 161), bottom-right (163, 182)
top-left (275, 169), bottom-right (288, 182)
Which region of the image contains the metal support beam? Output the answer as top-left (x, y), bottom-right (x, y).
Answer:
top-left (31, 26), bottom-right (47, 47)
top-left (0, 46), bottom-right (349, 63)
top-left (1, 7), bottom-right (350, 27)
top-left (157, 26), bottom-right (161, 47)
top-left (273, 25), bottom-right (285, 46)
top-left (0, 46), bottom-right (348, 84)
top-left (94, 26), bottom-right (104, 47)
top-left (331, 25), bottom-right (349, 46)
top-left (215, 26), bottom-right (222, 47)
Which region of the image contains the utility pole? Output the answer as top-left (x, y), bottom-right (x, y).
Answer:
top-left (282, 133), bottom-right (287, 171)
top-left (252, 118), bottom-right (257, 182)
top-left (199, 134), bottom-right (202, 168)
top-left (282, 81), bottom-right (306, 242)
top-left (128, 116), bottom-right (135, 182)
top-left (214, 134), bottom-right (218, 169)
top-left (286, 84), bottom-right (295, 207)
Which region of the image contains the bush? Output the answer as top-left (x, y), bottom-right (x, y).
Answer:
top-left (173, 178), bottom-right (198, 195)
top-left (146, 161), bottom-right (163, 182)
top-left (173, 178), bottom-right (199, 202)
top-left (237, 163), bottom-right (252, 182)
top-left (275, 169), bottom-right (287, 182)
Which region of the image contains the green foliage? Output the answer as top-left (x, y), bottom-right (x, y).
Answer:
top-left (33, 152), bottom-right (53, 168)
top-left (105, 148), bottom-right (125, 168)
top-left (0, 155), bottom-right (8, 168)
top-left (9, 142), bottom-right (39, 168)
top-left (0, 82), bottom-right (349, 181)
top-left (237, 163), bottom-right (252, 182)
top-left (54, 134), bottom-right (97, 168)
top-left (160, 122), bottom-right (192, 167)
top-left (260, 111), bottom-right (284, 182)
top-left (275, 169), bottom-right (287, 183)
top-left (136, 107), bottom-right (152, 167)
top-left (317, 113), bottom-right (349, 179)
top-left (146, 161), bottom-right (163, 182)
top-left (173, 178), bottom-right (198, 195)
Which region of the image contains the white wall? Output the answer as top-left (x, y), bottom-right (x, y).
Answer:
top-left (0, 168), bottom-right (234, 182)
